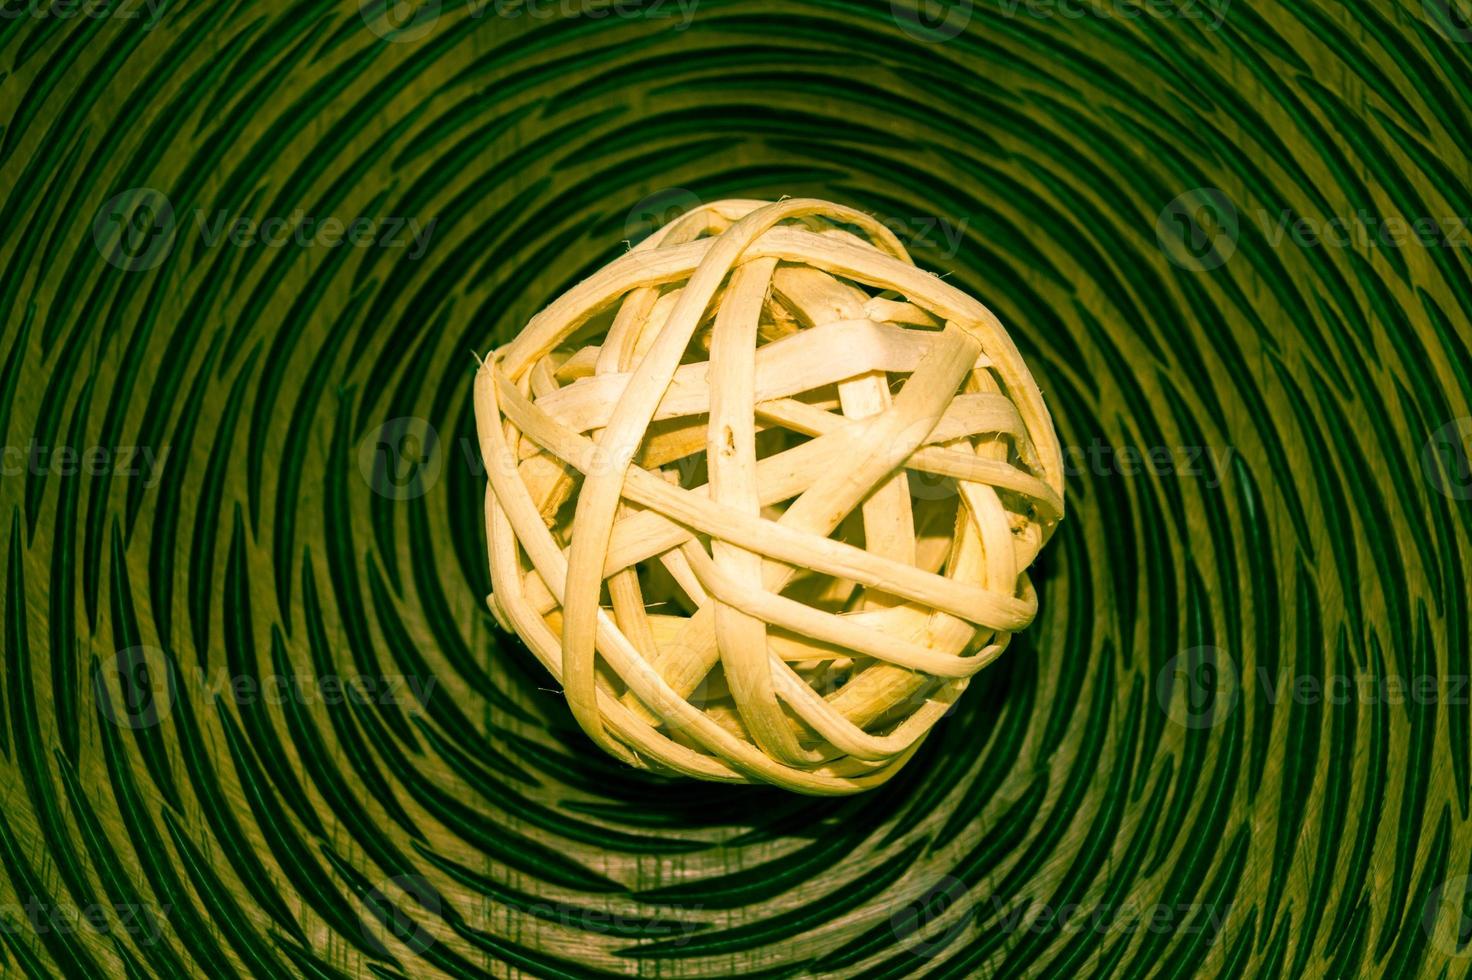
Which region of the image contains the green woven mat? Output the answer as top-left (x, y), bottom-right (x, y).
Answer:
top-left (1, 1), bottom-right (1470, 976)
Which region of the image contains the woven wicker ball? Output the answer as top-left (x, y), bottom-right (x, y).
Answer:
top-left (473, 198), bottom-right (1064, 794)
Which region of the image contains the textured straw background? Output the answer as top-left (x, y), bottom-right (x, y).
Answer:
top-left (1, 0), bottom-right (1471, 977)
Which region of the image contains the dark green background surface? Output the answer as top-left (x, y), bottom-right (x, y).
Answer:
top-left (2, 0), bottom-right (1471, 976)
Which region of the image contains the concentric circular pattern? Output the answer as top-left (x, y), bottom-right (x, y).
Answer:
top-left (478, 197), bottom-right (1064, 793)
top-left (0, 1), bottom-right (1469, 977)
